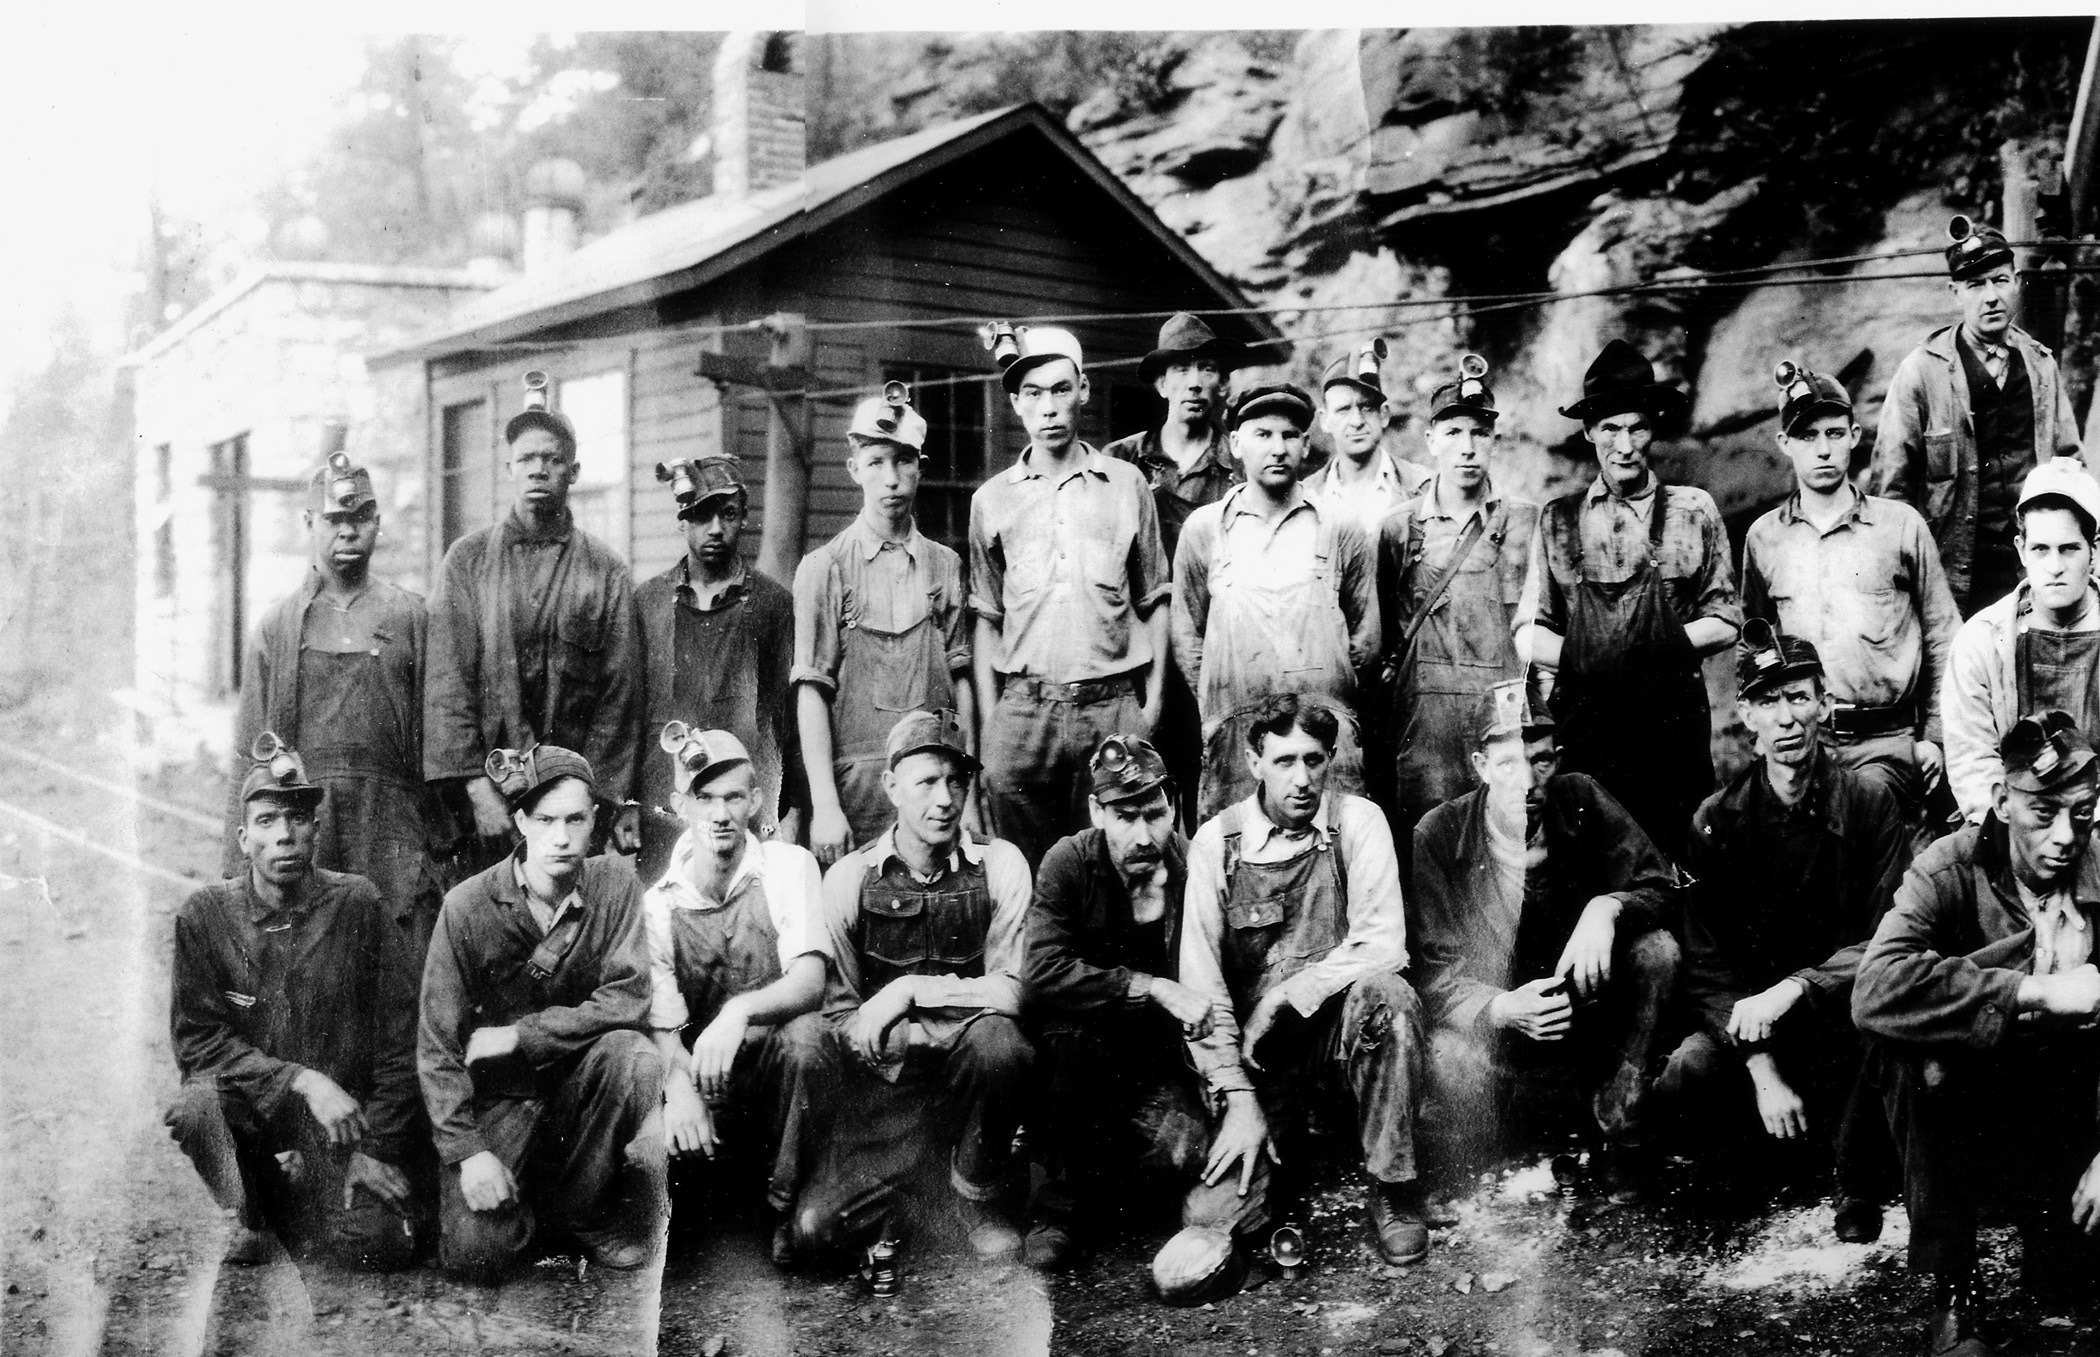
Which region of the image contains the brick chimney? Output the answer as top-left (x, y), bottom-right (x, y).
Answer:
top-left (712, 32), bottom-right (806, 201)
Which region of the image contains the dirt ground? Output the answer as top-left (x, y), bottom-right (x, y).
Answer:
top-left (4, 663), bottom-right (2099, 1357)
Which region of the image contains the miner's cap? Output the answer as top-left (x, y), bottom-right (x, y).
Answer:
top-left (1000, 326), bottom-right (1086, 395)
top-left (885, 708), bottom-right (979, 772)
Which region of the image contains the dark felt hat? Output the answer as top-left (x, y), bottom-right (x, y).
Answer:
top-left (1736, 619), bottom-right (1825, 701)
top-left (1772, 360), bottom-right (1854, 437)
top-left (1088, 734), bottom-right (1172, 806)
top-left (1946, 215), bottom-right (2015, 281)
top-left (1559, 339), bottom-right (1689, 424)
top-left (2001, 710), bottom-right (2098, 794)
top-left (1139, 312), bottom-right (1240, 383)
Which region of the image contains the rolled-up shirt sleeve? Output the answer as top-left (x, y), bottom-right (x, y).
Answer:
top-left (790, 551), bottom-right (842, 693)
top-left (642, 888), bottom-right (690, 1033)
top-left (1515, 502), bottom-right (1565, 637)
top-left (768, 844), bottom-right (834, 969)
top-left (1129, 476), bottom-right (1172, 616)
top-left (1687, 493), bottom-right (1743, 629)
top-left (967, 491), bottom-right (1006, 624)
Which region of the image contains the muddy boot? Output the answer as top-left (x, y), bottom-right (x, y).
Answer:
top-left (1833, 1196), bottom-right (1884, 1244)
top-left (1592, 1061), bottom-right (1650, 1142)
top-left (1022, 1216), bottom-right (1078, 1272)
top-left (223, 1225), bottom-right (275, 1266)
top-left (957, 1194), bottom-right (1022, 1260)
top-left (1365, 1181), bottom-right (1429, 1266)
top-left (1924, 1271), bottom-right (1990, 1356)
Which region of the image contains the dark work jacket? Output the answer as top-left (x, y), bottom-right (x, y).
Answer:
top-left (635, 559), bottom-right (803, 828)
top-left (1854, 817), bottom-right (2100, 1052)
top-left (1104, 427), bottom-right (1240, 564)
top-left (1023, 827), bottom-right (1188, 1018)
top-left (1683, 750), bottom-right (1911, 1046)
top-left (417, 852), bottom-right (650, 1163)
top-left (1410, 772), bottom-right (1681, 1034)
top-left (423, 506), bottom-right (643, 801)
top-left (171, 869), bottom-right (418, 1163)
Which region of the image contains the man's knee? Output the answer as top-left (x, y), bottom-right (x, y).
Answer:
top-left (1655, 1030), bottom-right (1728, 1100)
top-left (165, 1079), bottom-right (230, 1149)
top-left (951, 1015), bottom-right (1033, 1087)
top-left (579, 1029), bottom-right (664, 1113)
top-left (328, 1196), bottom-right (416, 1272)
top-left (773, 1012), bottom-right (841, 1076)
top-left (1622, 928), bottom-right (1681, 989)
top-left (439, 1192), bottom-right (533, 1283)
top-left (1428, 1025), bottom-right (1496, 1101)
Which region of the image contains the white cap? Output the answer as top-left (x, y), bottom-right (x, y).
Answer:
top-left (2018, 458), bottom-right (2100, 535)
top-left (1001, 326), bottom-right (1085, 393)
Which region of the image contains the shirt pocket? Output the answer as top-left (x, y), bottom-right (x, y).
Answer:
top-left (557, 616), bottom-right (606, 684)
top-left (1851, 586), bottom-right (1909, 648)
top-left (1923, 431), bottom-right (1960, 524)
top-left (861, 895), bottom-right (930, 972)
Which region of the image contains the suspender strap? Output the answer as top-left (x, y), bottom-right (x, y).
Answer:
top-left (1398, 504), bottom-right (1504, 651)
top-left (527, 911), bottom-right (587, 981)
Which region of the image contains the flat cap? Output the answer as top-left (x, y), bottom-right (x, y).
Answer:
top-left (1228, 382), bottom-right (1315, 431)
top-left (996, 325), bottom-right (1086, 395)
top-left (2017, 458), bottom-right (2100, 536)
top-left (1473, 677), bottom-right (1555, 748)
top-left (661, 722), bottom-right (751, 795)
top-left (655, 456), bottom-right (746, 520)
top-left (484, 743), bottom-right (598, 809)
top-left (1946, 214), bottom-right (2014, 280)
top-left (1088, 734), bottom-right (1172, 806)
top-left (240, 731), bottom-right (324, 807)
top-left (1737, 619), bottom-right (1824, 700)
top-left (847, 383), bottom-right (929, 451)
top-left (886, 708), bottom-right (979, 772)
top-left (2001, 709), bottom-right (2098, 794)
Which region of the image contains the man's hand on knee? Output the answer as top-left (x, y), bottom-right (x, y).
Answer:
top-left (344, 1152), bottom-right (413, 1211)
top-left (1727, 979), bottom-right (1806, 1046)
top-left (457, 1150), bottom-right (518, 1213)
top-left (292, 1069), bottom-right (367, 1146)
top-left (664, 1077), bottom-right (718, 1160)
top-left (1555, 897), bottom-right (1621, 1000)
top-left (1489, 977), bottom-right (1572, 1043)
top-left (1745, 1054), bottom-right (1807, 1140)
top-left (1201, 1092), bottom-right (1278, 1197)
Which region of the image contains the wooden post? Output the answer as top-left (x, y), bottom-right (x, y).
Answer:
top-left (2004, 138), bottom-right (2068, 350)
top-left (695, 314), bottom-right (813, 586)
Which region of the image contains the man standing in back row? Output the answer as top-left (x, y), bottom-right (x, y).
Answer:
top-left (425, 375), bottom-right (643, 878)
top-left (971, 325), bottom-right (1172, 865)
top-left (1517, 340), bottom-right (1742, 860)
top-left (1871, 214), bottom-right (2082, 618)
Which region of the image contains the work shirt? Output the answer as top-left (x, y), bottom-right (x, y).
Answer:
top-left (968, 444), bottom-right (1171, 683)
top-left (417, 852), bottom-right (651, 1164)
top-left (1104, 427), bottom-right (1241, 563)
top-left (224, 574), bottom-right (436, 949)
top-left (1855, 817), bottom-right (2100, 1050)
top-left (424, 505), bottom-right (643, 801)
top-left (171, 869), bottom-right (419, 1164)
top-left (1517, 475), bottom-right (1741, 637)
top-left (1941, 582), bottom-right (2100, 820)
top-left (1306, 450), bottom-right (1434, 538)
top-left (1410, 773), bottom-right (1680, 1036)
top-left (817, 829), bottom-right (1032, 1048)
top-left (792, 518), bottom-right (971, 693)
top-left (1742, 489), bottom-right (1960, 744)
top-left (1023, 826), bottom-right (1188, 1016)
top-left (1181, 792), bottom-right (1408, 1097)
top-left (643, 830), bottom-right (830, 1031)
top-left (636, 557), bottom-right (801, 830)
top-left (1681, 750), bottom-right (1911, 1046)
top-left (1170, 485), bottom-right (1380, 715)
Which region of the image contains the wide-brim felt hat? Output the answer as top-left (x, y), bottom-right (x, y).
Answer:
top-left (1559, 339), bottom-right (1690, 424)
top-left (1138, 312), bottom-right (1241, 383)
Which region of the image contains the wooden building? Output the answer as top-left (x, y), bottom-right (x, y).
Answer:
top-left (375, 88), bottom-right (1283, 586)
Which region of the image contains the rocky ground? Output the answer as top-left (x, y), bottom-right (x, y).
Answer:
top-left (2, 656), bottom-right (2097, 1357)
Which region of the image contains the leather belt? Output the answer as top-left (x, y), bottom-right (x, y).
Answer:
top-left (1828, 701), bottom-right (1915, 739)
top-left (1005, 674), bottom-right (1139, 706)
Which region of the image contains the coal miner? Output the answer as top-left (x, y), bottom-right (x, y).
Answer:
top-left (1411, 680), bottom-right (1681, 1200)
top-left (1019, 735), bottom-right (1223, 1275)
top-left (637, 454), bottom-right (800, 881)
top-left (1653, 625), bottom-right (1907, 1241)
top-left (1172, 384), bottom-right (1380, 824)
top-left (783, 710), bottom-right (1034, 1265)
top-left (417, 745), bottom-right (664, 1281)
top-left (971, 325), bottom-right (1171, 865)
top-left (170, 737), bottom-right (417, 1268)
top-left (795, 386), bottom-right (973, 867)
top-left (1943, 459), bottom-right (2100, 823)
top-left (424, 374), bottom-right (643, 880)
top-left (1871, 215), bottom-right (2083, 619)
top-left (1105, 312), bottom-right (1244, 827)
top-left (1376, 353), bottom-right (1537, 847)
top-left (1304, 337), bottom-right (1434, 536)
top-left (225, 450), bottom-right (440, 986)
top-left (641, 726), bottom-right (831, 1261)
top-left (1854, 711), bottom-right (2100, 1357)
top-left (1175, 693), bottom-right (1432, 1277)
top-left (1516, 338), bottom-right (1741, 860)
top-left (1742, 362), bottom-right (1960, 818)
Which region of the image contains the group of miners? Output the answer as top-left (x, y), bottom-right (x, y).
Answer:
top-left (171, 213), bottom-right (2100, 1355)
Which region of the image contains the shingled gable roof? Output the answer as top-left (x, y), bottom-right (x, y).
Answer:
top-left (374, 102), bottom-right (1281, 368)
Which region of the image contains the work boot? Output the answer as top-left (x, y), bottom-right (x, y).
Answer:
top-left (1592, 1061), bottom-right (1649, 1141)
top-left (223, 1225), bottom-right (274, 1266)
top-left (1595, 1143), bottom-right (1657, 1205)
top-left (956, 1196), bottom-right (1022, 1260)
top-left (769, 1219), bottom-right (796, 1269)
top-left (573, 1225), bottom-right (651, 1271)
top-left (1924, 1271), bottom-right (1991, 1356)
top-left (1365, 1181), bottom-right (1430, 1266)
top-left (1022, 1218), bottom-right (1078, 1272)
top-left (1833, 1196), bottom-right (1884, 1244)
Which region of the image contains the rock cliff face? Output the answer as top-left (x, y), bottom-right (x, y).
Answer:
top-left (812, 23), bottom-right (2087, 521)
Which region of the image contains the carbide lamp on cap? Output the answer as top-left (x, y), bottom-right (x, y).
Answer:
top-left (978, 321), bottom-right (1025, 370)
top-left (1744, 617), bottom-right (1784, 673)
top-left (522, 370), bottom-right (551, 412)
top-left (484, 743), bottom-right (540, 799)
top-left (655, 459), bottom-right (702, 503)
top-left (252, 730), bottom-right (303, 785)
top-left (327, 452), bottom-right (360, 510)
top-left (1773, 359), bottom-right (1810, 405)
top-left (1353, 337), bottom-right (1389, 385)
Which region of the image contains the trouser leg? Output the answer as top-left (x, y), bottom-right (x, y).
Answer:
top-left (538, 1030), bottom-right (665, 1237)
top-left (1883, 1051), bottom-right (1985, 1275)
top-left (438, 1097), bottom-right (541, 1282)
top-left (756, 1013), bottom-right (841, 1214)
top-left (1324, 973), bottom-right (1426, 1185)
top-left (943, 1015), bottom-right (1033, 1199)
top-left (983, 688), bottom-right (1064, 868)
top-left (1424, 1025), bottom-right (1505, 1179)
top-left (1032, 1015), bottom-right (1198, 1228)
top-left (165, 1079), bottom-right (261, 1221)
top-left (1586, 928), bottom-right (1680, 1143)
top-left (1828, 1028), bottom-right (1896, 1206)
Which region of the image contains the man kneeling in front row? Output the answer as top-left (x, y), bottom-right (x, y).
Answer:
top-left (1411, 680), bottom-right (1682, 1199)
top-left (643, 725), bottom-right (833, 1261)
top-left (1855, 711), bottom-right (2100, 1356)
top-left (1172, 692), bottom-right (1431, 1290)
top-left (168, 735), bottom-right (418, 1268)
top-left (418, 745), bottom-right (664, 1281)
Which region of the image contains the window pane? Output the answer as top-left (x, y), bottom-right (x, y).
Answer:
top-left (557, 369), bottom-right (629, 553)
top-left (883, 364), bottom-right (986, 553)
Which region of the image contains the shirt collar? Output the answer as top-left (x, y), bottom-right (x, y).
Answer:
top-left (867, 825), bottom-right (987, 882)
top-left (243, 873), bottom-right (312, 928)
top-left (674, 555), bottom-right (749, 611)
top-left (507, 851), bottom-right (583, 921)
top-left (1777, 485), bottom-right (1872, 529)
top-left (1222, 481), bottom-right (1318, 525)
top-left (1586, 472), bottom-right (1657, 506)
top-left (503, 504), bottom-right (574, 544)
top-left (1007, 442), bottom-right (1107, 485)
top-left (651, 829), bottom-right (767, 910)
top-left (1420, 475), bottom-right (1502, 523)
top-left (1240, 790), bottom-right (1335, 853)
top-left (1980, 815), bottom-right (2100, 913)
top-left (847, 515), bottom-right (925, 563)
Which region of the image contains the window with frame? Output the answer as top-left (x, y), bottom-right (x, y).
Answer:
top-left (557, 369), bottom-right (630, 556)
top-left (882, 363), bottom-right (988, 553)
